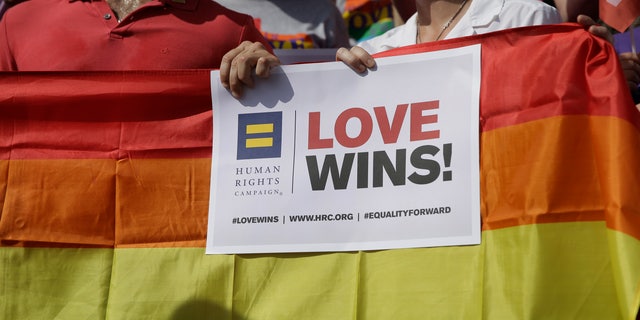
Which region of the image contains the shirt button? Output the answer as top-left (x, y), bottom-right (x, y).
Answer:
top-left (104, 13), bottom-right (112, 20)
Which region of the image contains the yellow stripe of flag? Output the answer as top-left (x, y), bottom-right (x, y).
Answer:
top-left (246, 138), bottom-right (273, 148)
top-left (246, 124), bottom-right (274, 134)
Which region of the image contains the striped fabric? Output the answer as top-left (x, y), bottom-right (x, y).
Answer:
top-left (1, 24), bottom-right (639, 319)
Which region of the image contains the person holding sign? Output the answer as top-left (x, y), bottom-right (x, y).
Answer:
top-left (340, 2), bottom-right (639, 109)
top-left (219, 0), bottom-right (560, 97)
top-left (336, 0), bottom-right (561, 71)
top-left (0, 0), bottom-right (271, 70)
top-left (218, 0), bottom-right (626, 99)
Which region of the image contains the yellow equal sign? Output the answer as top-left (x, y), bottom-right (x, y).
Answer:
top-left (246, 123), bottom-right (274, 148)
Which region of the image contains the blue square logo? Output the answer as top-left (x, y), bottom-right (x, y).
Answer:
top-left (237, 112), bottom-right (283, 160)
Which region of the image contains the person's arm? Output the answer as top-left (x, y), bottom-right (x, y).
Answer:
top-left (219, 41), bottom-right (280, 99)
top-left (219, 13), bottom-right (281, 99)
top-left (335, 46), bottom-right (376, 73)
top-left (576, 15), bottom-right (613, 43)
top-left (619, 52), bottom-right (640, 97)
top-left (219, 41), bottom-right (376, 99)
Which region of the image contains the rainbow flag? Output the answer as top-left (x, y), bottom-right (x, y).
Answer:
top-left (1, 24), bottom-right (639, 319)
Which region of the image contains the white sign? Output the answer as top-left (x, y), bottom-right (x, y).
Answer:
top-left (207, 45), bottom-right (482, 254)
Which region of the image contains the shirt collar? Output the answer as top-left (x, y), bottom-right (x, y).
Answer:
top-left (68, 0), bottom-right (198, 11)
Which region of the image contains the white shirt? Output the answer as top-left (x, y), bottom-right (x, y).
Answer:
top-left (359, 0), bottom-right (562, 54)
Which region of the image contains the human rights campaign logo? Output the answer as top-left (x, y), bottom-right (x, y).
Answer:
top-left (237, 112), bottom-right (283, 160)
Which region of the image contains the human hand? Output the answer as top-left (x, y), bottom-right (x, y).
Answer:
top-left (619, 52), bottom-right (640, 93)
top-left (219, 41), bottom-right (280, 99)
top-left (577, 14), bottom-right (613, 44)
top-left (336, 46), bottom-right (376, 73)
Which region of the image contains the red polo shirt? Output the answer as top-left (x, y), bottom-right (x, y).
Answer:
top-left (0, 0), bottom-right (271, 70)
